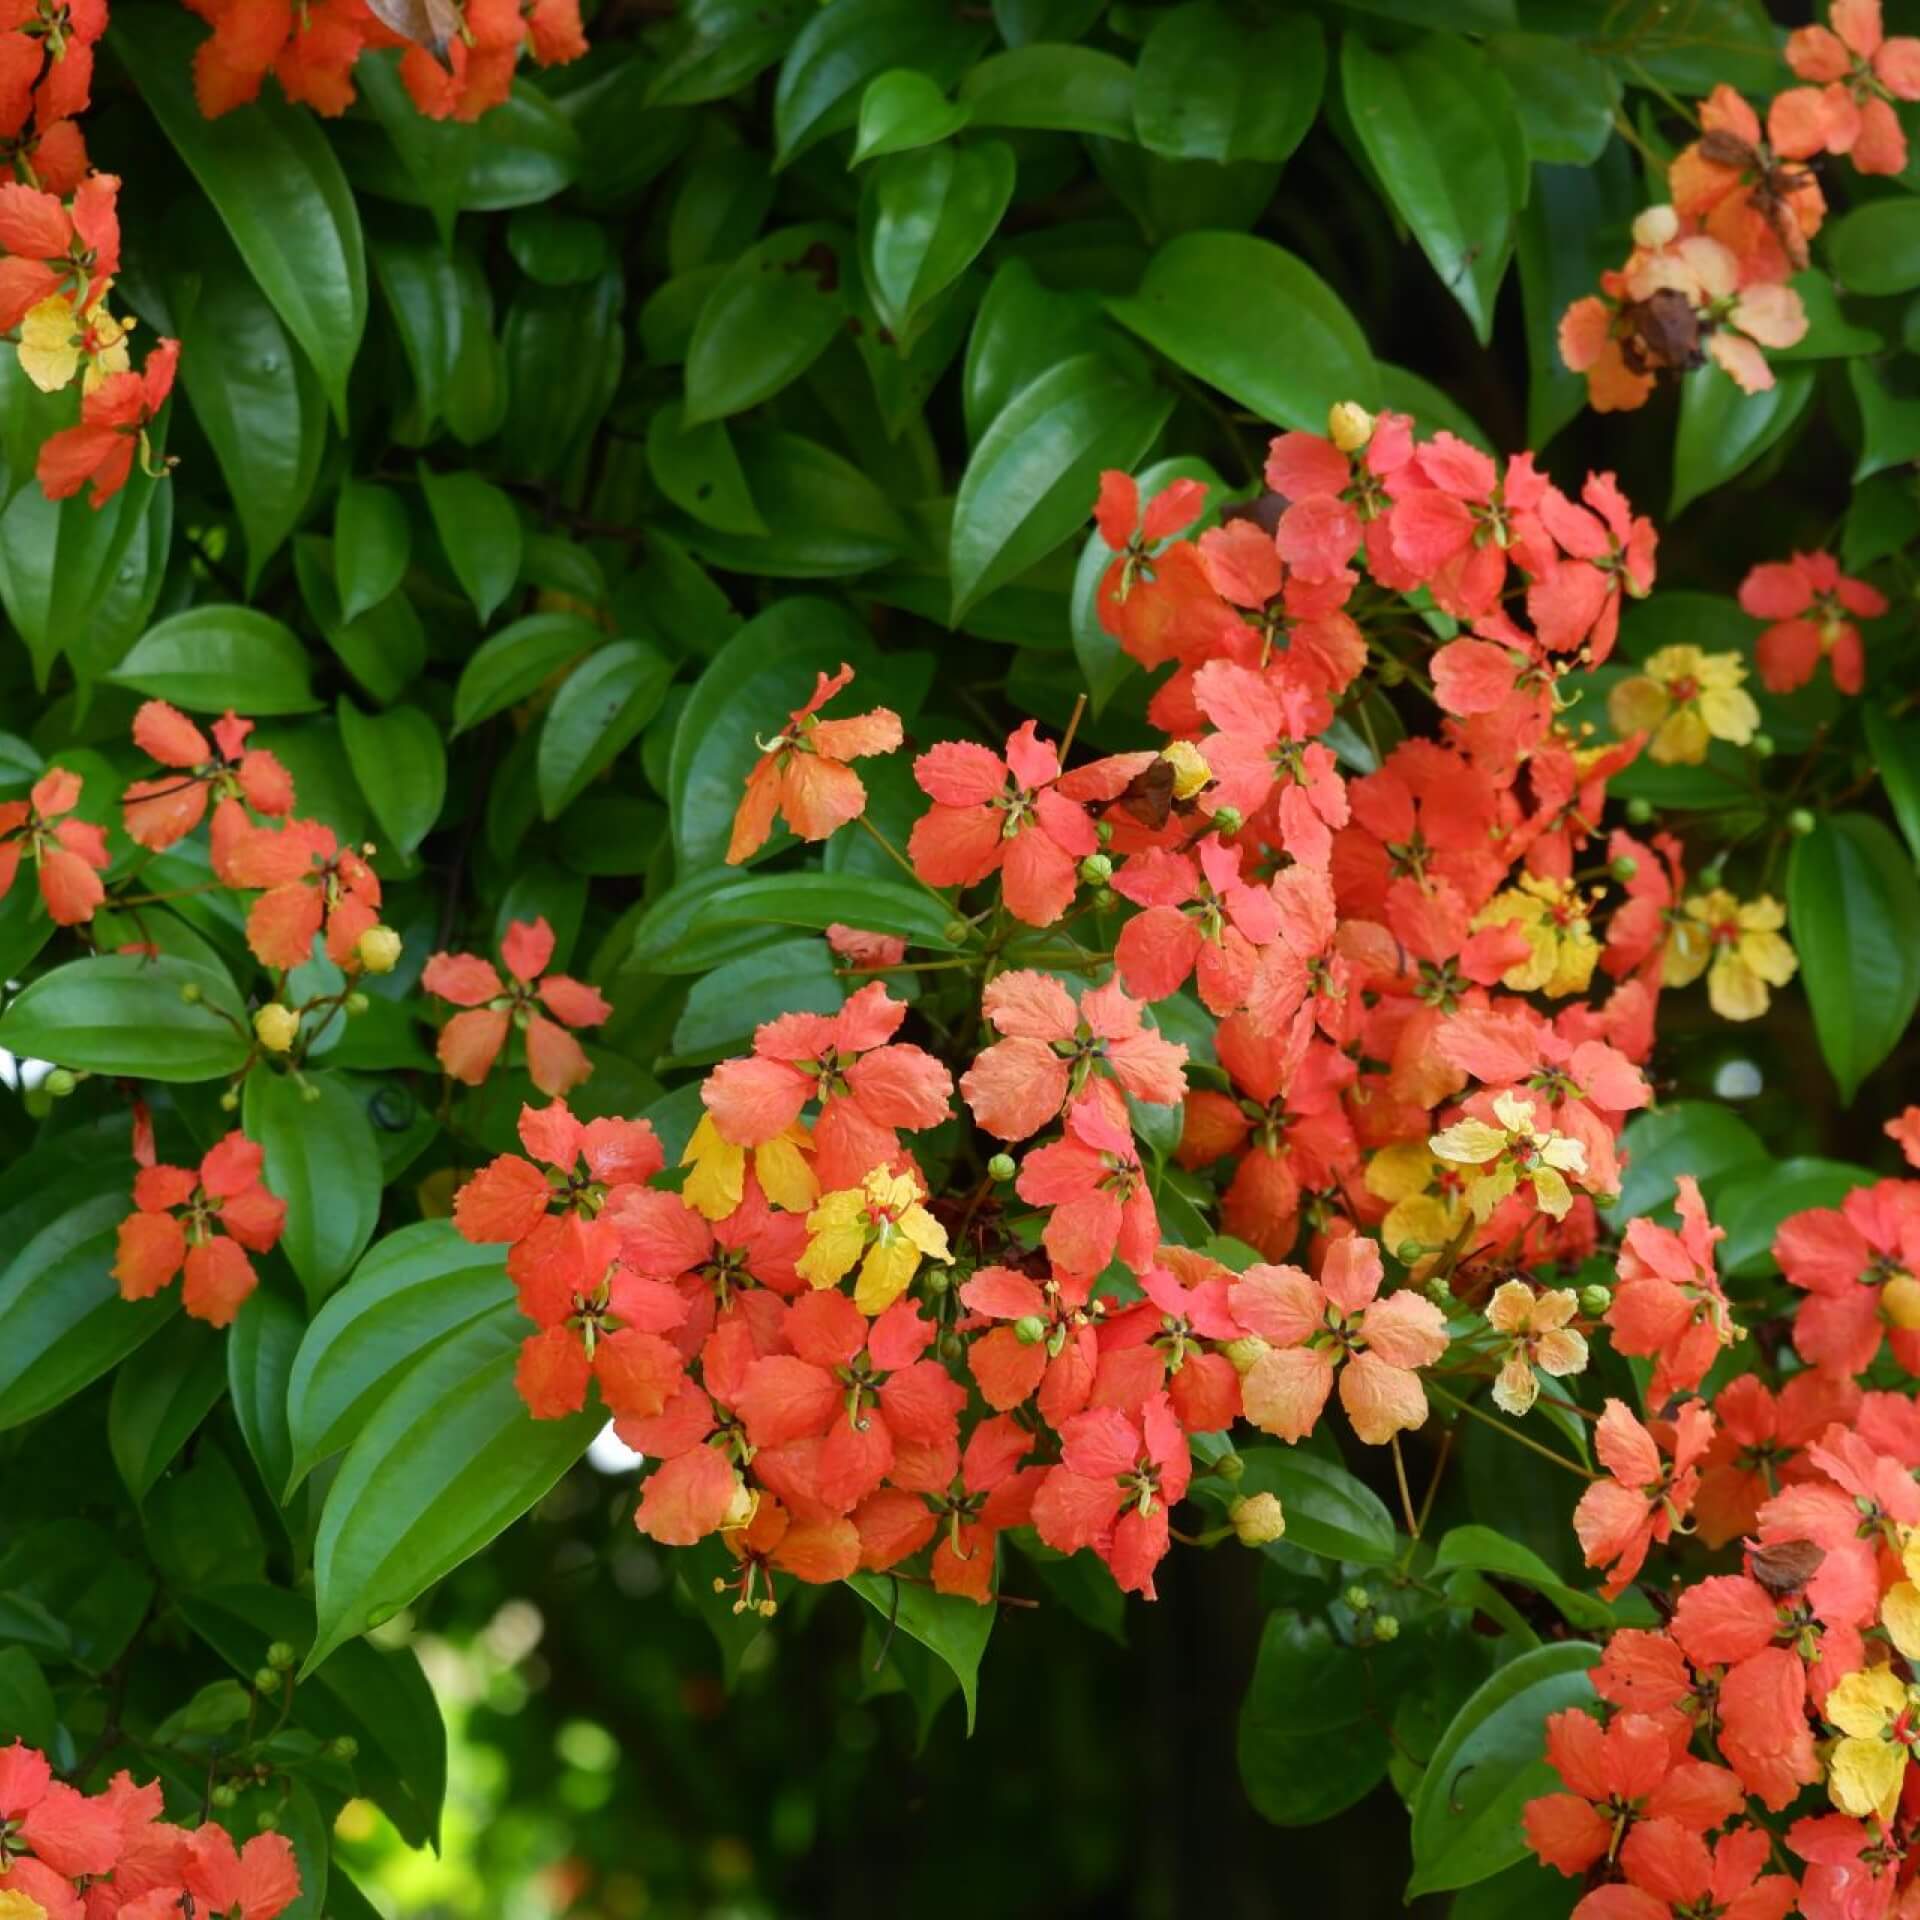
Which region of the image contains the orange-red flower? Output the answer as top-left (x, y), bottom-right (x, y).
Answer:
top-left (959, 1263), bottom-right (1099, 1429)
top-left (726, 663), bottom-right (903, 864)
top-left (1692, 1369), bottom-right (1860, 1548)
top-left (221, 815), bottom-right (382, 973)
top-left (0, 0), bottom-right (105, 139)
top-left (1778, 0), bottom-right (1920, 175)
top-left (1775, 1179), bottom-right (1920, 1378)
top-left (1016, 1090), bottom-right (1159, 1278)
top-left (1738, 550), bottom-right (1886, 695)
top-left (0, 168), bottom-right (114, 329)
top-left (37, 332), bottom-right (177, 508)
top-left (1606, 1176), bottom-right (1737, 1400)
top-left (1112, 833), bottom-right (1280, 1016)
top-left (0, 764), bottom-right (105, 925)
top-left (423, 915), bottom-right (610, 1097)
top-left (180, 0), bottom-right (373, 116)
top-left (121, 702), bottom-right (294, 853)
top-left (1573, 1398), bottom-right (1714, 1599)
top-left (110, 1131), bottom-right (286, 1328)
top-left (1030, 1390), bottom-right (1190, 1597)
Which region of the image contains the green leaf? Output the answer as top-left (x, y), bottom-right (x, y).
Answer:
top-left (1828, 197), bottom-right (1920, 295)
top-left (1340, 32), bottom-right (1525, 345)
top-left (963, 261), bottom-right (1109, 444)
top-left (847, 1572), bottom-right (993, 1735)
top-left (452, 611), bottom-right (600, 734)
top-left (294, 535), bottom-right (426, 708)
top-left (338, 699), bottom-right (445, 858)
top-left (1108, 230), bottom-right (1377, 428)
top-left (285, 1222), bottom-right (513, 1493)
top-left (670, 938), bottom-right (845, 1061)
top-left (108, 606), bottom-right (318, 714)
top-left (1671, 365), bottom-right (1815, 517)
top-left (683, 225), bottom-right (847, 425)
top-left (0, 954), bottom-right (250, 1082)
top-left (854, 69), bottom-right (971, 162)
top-left (108, 1314), bottom-right (229, 1504)
top-left (334, 482), bottom-right (412, 627)
top-left (1430, 1526), bottom-right (1611, 1630)
top-left (0, 1649), bottom-right (58, 1751)
top-left (537, 641), bottom-right (676, 821)
top-left (227, 1287), bottom-right (305, 1505)
top-left (1715, 1157), bottom-right (1875, 1280)
top-left (950, 354), bottom-right (1172, 620)
top-left (1237, 1610), bottom-right (1393, 1825)
top-left (308, 1308), bottom-right (597, 1670)
top-left (499, 264), bottom-right (626, 485)
top-left (1133, 4), bottom-right (1325, 165)
top-left (171, 219), bottom-right (327, 591)
top-left (688, 873), bottom-right (961, 957)
top-left (958, 46), bottom-right (1135, 141)
top-left (505, 211), bottom-right (612, 287)
top-left (1777, 268), bottom-right (1884, 362)
top-left (1407, 1642), bottom-right (1599, 1896)
top-left (0, 1180), bottom-right (178, 1433)
top-left (774, 0), bottom-right (986, 167)
top-left (1221, 1446), bottom-right (1397, 1565)
top-left (1848, 359), bottom-right (1920, 484)
top-left (116, 0), bottom-right (366, 425)
top-left (645, 0), bottom-right (808, 107)
top-left (243, 1070), bottom-right (382, 1309)
top-left (859, 142), bottom-right (1016, 340)
top-left (1868, 703), bottom-right (1920, 868)
top-left (645, 402), bottom-right (766, 538)
top-left (1616, 1101), bottom-right (1767, 1221)
top-left (1485, 32), bottom-right (1619, 165)
top-left (179, 1583), bottom-right (447, 1850)
top-left (418, 466), bottom-right (523, 624)
top-left (1788, 812), bottom-right (1920, 1102)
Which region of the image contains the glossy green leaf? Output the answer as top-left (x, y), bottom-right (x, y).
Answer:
top-left (499, 264), bottom-right (625, 485)
top-left (0, 954), bottom-right (250, 1082)
top-left (645, 402), bottom-right (766, 537)
top-left (338, 699), bottom-right (446, 857)
top-left (294, 535), bottom-right (426, 708)
top-left (963, 261), bottom-right (1110, 444)
top-left (1788, 812), bottom-right (1920, 1102)
top-left (646, 0), bottom-right (808, 107)
top-left (1430, 1526), bottom-right (1610, 1630)
top-left (227, 1286), bottom-right (305, 1504)
top-left (848, 1572), bottom-right (993, 1735)
top-left (859, 141), bottom-right (1015, 340)
top-left (109, 606), bottom-right (318, 714)
top-left (1485, 32), bottom-right (1619, 165)
top-left (950, 354), bottom-right (1170, 620)
top-left (308, 1307), bottom-right (598, 1670)
top-left (452, 611), bottom-right (601, 734)
top-left (537, 640), bottom-right (676, 820)
top-left (243, 1070), bottom-right (384, 1308)
top-left (1237, 1610), bottom-right (1394, 1826)
top-left (853, 69), bottom-right (971, 162)
top-left (0, 1649), bottom-right (58, 1751)
top-left (1134, 5), bottom-right (1325, 165)
top-left (334, 481), bottom-right (412, 626)
top-left (686, 873), bottom-right (962, 957)
top-left (117, 1), bottom-right (366, 424)
top-left (1616, 1101), bottom-right (1767, 1221)
top-left (505, 210), bottom-right (612, 287)
top-left (684, 225), bottom-right (847, 425)
top-left (669, 938), bottom-right (844, 1061)
top-left (108, 1314), bottom-right (228, 1504)
top-left (1828, 197), bottom-right (1920, 295)
top-left (1848, 359), bottom-right (1920, 484)
top-left (286, 1222), bottom-right (512, 1494)
top-left (1108, 230), bottom-right (1377, 428)
top-left (1407, 1642), bottom-right (1599, 1895)
top-left (1671, 365), bottom-right (1815, 517)
top-left (1715, 1157), bottom-right (1875, 1280)
top-left (959, 46), bottom-right (1135, 140)
top-left (1868, 705), bottom-right (1920, 868)
top-left (1341, 32), bottom-right (1525, 345)
top-left (1221, 1446), bottom-right (1397, 1565)
top-left (419, 465), bottom-right (523, 624)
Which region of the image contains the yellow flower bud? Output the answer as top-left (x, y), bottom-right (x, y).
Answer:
top-left (1161, 738), bottom-right (1211, 801)
top-left (253, 1004), bottom-right (299, 1054)
top-left (1884, 1274), bottom-right (1920, 1332)
top-left (1632, 204), bottom-right (1681, 250)
top-left (1221, 1335), bottom-right (1271, 1376)
top-left (1327, 400), bottom-right (1375, 453)
top-left (357, 924), bottom-right (403, 974)
top-left (1229, 1491), bottom-right (1286, 1547)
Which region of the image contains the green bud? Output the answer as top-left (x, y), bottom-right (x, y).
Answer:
top-left (266, 1641), bottom-right (296, 1671)
top-left (1012, 1315), bottom-right (1047, 1346)
top-left (1211, 806), bottom-right (1244, 836)
top-left (329, 1735), bottom-right (359, 1761)
top-left (1579, 1284), bottom-right (1613, 1316)
top-left (1214, 1450), bottom-right (1244, 1483)
top-left (1093, 887), bottom-right (1116, 911)
top-left (299, 1081), bottom-right (323, 1105)
top-left (1749, 732), bottom-right (1774, 759)
top-left (1609, 855), bottom-right (1638, 882)
top-left (344, 992), bottom-right (370, 1016)
top-left (1592, 1188), bottom-right (1619, 1211)
top-left (1372, 1613), bottom-right (1401, 1643)
top-left (938, 1330), bottom-right (965, 1366)
top-left (219, 1088), bottom-right (240, 1112)
top-left (923, 1267), bottom-right (951, 1295)
top-left (21, 1088), bottom-right (50, 1120)
top-left (1096, 821), bottom-right (1113, 846)
top-left (1697, 862), bottom-right (1725, 891)
top-left (1343, 1584), bottom-right (1372, 1612)
top-left (41, 1068), bottom-right (75, 1097)
top-left (1078, 853), bottom-right (1113, 886)
top-left (1424, 1277), bottom-right (1455, 1307)
top-left (987, 1152), bottom-right (1016, 1183)
top-left (209, 1784), bottom-right (237, 1810)
top-left (179, 981), bottom-right (202, 1005)
top-left (1625, 797), bottom-right (1653, 826)
top-left (943, 920), bottom-right (971, 945)
top-left (1376, 654), bottom-right (1407, 687)
top-left (255, 1809), bottom-right (279, 1833)
top-left (1788, 808), bottom-right (1816, 837)
top-left (1395, 1239), bottom-right (1426, 1265)
top-left (253, 1667), bottom-right (281, 1695)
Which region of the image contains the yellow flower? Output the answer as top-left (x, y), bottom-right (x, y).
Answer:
top-left (1363, 1141), bottom-right (1467, 1270)
top-left (0, 1892), bottom-right (49, 1920)
top-left (797, 1165), bottom-right (951, 1314)
top-left (1879, 1530), bottom-right (1920, 1660)
top-left (19, 289), bottom-right (132, 396)
top-left (1666, 889), bottom-right (1797, 1022)
top-left (680, 1112), bottom-right (817, 1221)
top-left (1161, 738), bottom-right (1211, 801)
top-left (1823, 1664), bottom-right (1919, 1824)
top-left (1608, 645), bottom-right (1760, 765)
top-left (1484, 1279), bottom-right (1589, 1416)
top-left (1472, 875), bottom-right (1600, 998)
top-left (1430, 1091), bottom-right (1590, 1223)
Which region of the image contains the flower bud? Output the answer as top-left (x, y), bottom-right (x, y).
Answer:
top-left (42, 1068), bottom-right (75, 1097)
top-left (344, 992), bottom-right (370, 1016)
top-left (266, 1641), bottom-right (297, 1671)
top-left (722, 1477), bottom-right (756, 1530)
top-left (1749, 732), bottom-right (1774, 760)
top-left (1376, 654), bottom-right (1407, 687)
top-left (1221, 1334), bottom-right (1271, 1376)
top-left (253, 1004), bottom-right (298, 1053)
top-left (938, 1329), bottom-right (966, 1366)
top-left (1632, 203), bottom-right (1681, 250)
top-left (1343, 1584), bottom-right (1372, 1612)
top-left (1625, 797), bottom-right (1653, 825)
top-left (1788, 808), bottom-right (1816, 837)
top-left (1012, 1315), bottom-right (1047, 1346)
top-left (21, 1088), bottom-right (49, 1119)
top-left (1396, 1239), bottom-right (1427, 1265)
top-left (1884, 1274), bottom-right (1920, 1332)
top-left (1327, 400), bottom-right (1375, 453)
top-left (924, 1266), bottom-right (951, 1294)
top-left (1162, 739), bottom-right (1211, 800)
top-left (255, 1810), bottom-right (279, 1833)
top-left (220, 1088), bottom-right (240, 1112)
top-left (987, 1152), bottom-right (1016, 1182)
top-left (1096, 820), bottom-right (1113, 845)
top-left (1579, 1283), bottom-right (1613, 1316)
top-left (1372, 1612), bottom-right (1401, 1643)
top-left (210, 1784), bottom-right (237, 1810)
top-left (1211, 805), bottom-right (1244, 836)
top-left (330, 1735), bottom-right (359, 1761)
top-left (253, 1666), bottom-right (282, 1694)
top-left (1094, 887), bottom-right (1116, 911)
top-left (944, 920), bottom-right (971, 945)
top-left (357, 925), bottom-right (402, 974)
top-left (1229, 1491), bottom-right (1285, 1547)
top-left (1214, 1450), bottom-right (1245, 1483)
top-left (300, 1081), bottom-right (323, 1105)
top-left (179, 980), bottom-right (202, 1005)
top-left (1609, 855), bottom-right (1638, 882)
top-left (1078, 853), bottom-right (1113, 886)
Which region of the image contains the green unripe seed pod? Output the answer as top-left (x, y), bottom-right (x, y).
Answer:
top-left (1373, 1613), bottom-right (1401, 1643)
top-left (1788, 808), bottom-right (1816, 837)
top-left (330, 1735), bottom-right (359, 1761)
top-left (266, 1641), bottom-right (296, 1671)
top-left (1625, 797), bottom-right (1653, 825)
top-left (987, 1153), bottom-right (1016, 1183)
top-left (1078, 853), bottom-right (1113, 886)
top-left (256, 1809), bottom-right (279, 1833)
top-left (1343, 1584), bottom-right (1372, 1612)
top-left (42, 1068), bottom-right (75, 1097)
top-left (253, 1667), bottom-right (281, 1695)
top-left (1749, 732), bottom-right (1774, 759)
top-left (1580, 1284), bottom-right (1613, 1316)
top-left (1012, 1315), bottom-right (1047, 1346)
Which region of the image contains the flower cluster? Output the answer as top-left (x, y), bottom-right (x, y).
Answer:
top-left (0, 1738), bottom-right (300, 1920)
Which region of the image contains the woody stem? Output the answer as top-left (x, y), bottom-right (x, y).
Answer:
top-left (1424, 1381), bottom-right (1595, 1480)
top-left (1390, 1432), bottom-right (1419, 1542)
